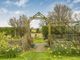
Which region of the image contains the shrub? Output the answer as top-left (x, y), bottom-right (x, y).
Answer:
top-left (5, 46), bottom-right (21, 58)
top-left (51, 40), bottom-right (80, 56)
top-left (42, 26), bottom-right (48, 39)
top-left (0, 32), bottom-right (21, 58)
top-left (0, 32), bottom-right (9, 56)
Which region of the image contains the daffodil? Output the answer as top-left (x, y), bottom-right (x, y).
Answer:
top-left (64, 47), bottom-right (67, 49)
top-left (48, 48), bottom-right (50, 50)
top-left (61, 44), bottom-right (64, 47)
top-left (53, 55), bottom-right (56, 57)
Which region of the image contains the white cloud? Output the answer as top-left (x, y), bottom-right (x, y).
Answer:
top-left (48, 2), bottom-right (57, 11)
top-left (5, 0), bottom-right (11, 4)
top-left (15, 0), bottom-right (29, 7)
top-left (14, 11), bottom-right (22, 15)
top-left (7, 10), bottom-right (25, 19)
top-left (30, 19), bottom-right (41, 28)
top-left (5, 0), bottom-right (29, 7)
top-left (67, 0), bottom-right (71, 3)
top-left (74, 7), bottom-right (80, 10)
top-left (73, 11), bottom-right (80, 14)
top-left (0, 8), bottom-right (24, 18)
top-left (72, 10), bottom-right (80, 21)
top-left (0, 8), bottom-right (8, 15)
top-left (73, 0), bottom-right (80, 3)
top-left (0, 9), bottom-right (26, 27)
top-left (0, 8), bottom-right (10, 27)
top-left (48, 2), bottom-right (73, 11)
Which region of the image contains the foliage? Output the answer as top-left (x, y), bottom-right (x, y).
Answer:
top-left (51, 40), bottom-right (80, 56)
top-left (0, 32), bottom-right (9, 52)
top-left (36, 28), bottom-right (41, 33)
top-left (42, 26), bottom-right (48, 39)
top-left (1, 52), bottom-right (80, 60)
top-left (5, 46), bottom-right (21, 58)
top-left (47, 4), bottom-right (73, 37)
top-left (9, 15), bottom-right (29, 37)
top-left (0, 16), bottom-right (27, 38)
top-left (41, 25), bottom-right (70, 39)
top-left (1, 3), bottom-right (80, 59)
top-left (33, 38), bottom-right (45, 43)
top-left (49, 4), bottom-right (72, 22)
top-left (0, 32), bottom-right (21, 58)
top-left (0, 27), bottom-right (15, 37)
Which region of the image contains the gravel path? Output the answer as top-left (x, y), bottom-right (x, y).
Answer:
top-left (32, 43), bottom-right (47, 52)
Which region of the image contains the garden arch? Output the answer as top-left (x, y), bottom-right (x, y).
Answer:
top-left (27, 12), bottom-right (52, 46)
top-left (29, 12), bottom-right (47, 22)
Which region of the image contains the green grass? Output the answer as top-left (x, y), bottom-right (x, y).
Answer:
top-left (33, 38), bottom-right (45, 43)
top-left (0, 52), bottom-right (80, 60)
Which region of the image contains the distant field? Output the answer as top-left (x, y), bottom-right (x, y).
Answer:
top-left (31, 33), bottom-right (43, 38)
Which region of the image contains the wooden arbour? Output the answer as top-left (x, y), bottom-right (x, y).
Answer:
top-left (28, 12), bottom-right (52, 46)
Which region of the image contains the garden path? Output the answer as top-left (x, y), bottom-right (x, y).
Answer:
top-left (32, 43), bottom-right (47, 52)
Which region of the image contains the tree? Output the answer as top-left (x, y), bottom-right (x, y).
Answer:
top-left (9, 15), bottom-right (29, 37)
top-left (73, 13), bottom-right (80, 32)
top-left (20, 15), bottom-right (32, 50)
top-left (46, 4), bottom-right (73, 45)
top-left (48, 4), bottom-right (72, 34)
top-left (54, 4), bottom-right (72, 22)
top-left (73, 13), bottom-right (80, 21)
top-left (9, 15), bottom-right (32, 51)
top-left (9, 17), bottom-right (18, 37)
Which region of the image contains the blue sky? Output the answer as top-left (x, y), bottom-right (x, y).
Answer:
top-left (0, 0), bottom-right (80, 28)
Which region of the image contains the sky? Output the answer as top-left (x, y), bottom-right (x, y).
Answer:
top-left (0, 0), bottom-right (80, 28)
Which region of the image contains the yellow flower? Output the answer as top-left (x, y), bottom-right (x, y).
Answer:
top-left (48, 48), bottom-right (50, 50)
top-left (12, 47), bottom-right (15, 50)
top-left (53, 55), bottom-right (56, 57)
top-left (64, 47), bottom-right (67, 49)
top-left (61, 44), bottom-right (64, 47)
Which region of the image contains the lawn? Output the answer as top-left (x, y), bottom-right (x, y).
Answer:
top-left (33, 38), bottom-right (45, 43)
top-left (0, 52), bottom-right (80, 60)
